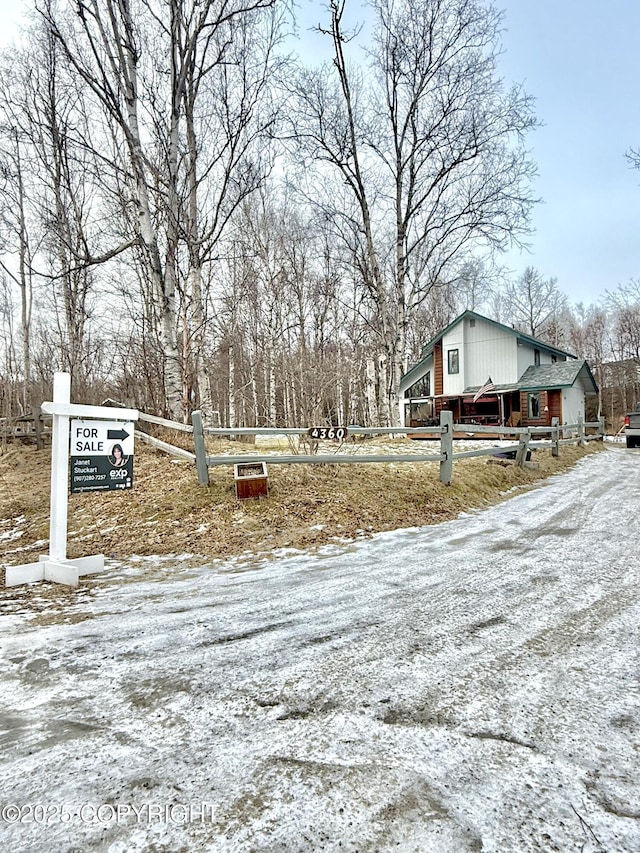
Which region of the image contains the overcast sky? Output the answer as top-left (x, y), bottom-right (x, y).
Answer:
top-left (1, 0), bottom-right (638, 307)
top-left (497, 0), bottom-right (640, 305)
top-left (292, 0), bottom-right (640, 306)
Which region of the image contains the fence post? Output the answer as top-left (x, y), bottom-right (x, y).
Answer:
top-left (192, 410), bottom-right (210, 486)
top-left (35, 404), bottom-right (44, 451)
top-left (577, 414), bottom-right (585, 446)
top-left (516, 428), bottom-right (531, 467)
top-left (439, 410), bottom-right (453, 485)
top-left (551, 416), bottom-right (559, 457)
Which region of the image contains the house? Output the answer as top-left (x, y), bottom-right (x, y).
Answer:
top-left (400, 310), bottom-right (598, 430)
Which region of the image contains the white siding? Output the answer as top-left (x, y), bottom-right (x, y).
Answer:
top-left (463, 318), bottom-right (518, 387)
top-left (442, 326), bottom-right (466, 395)
top-left (516, 340), bottom-right (557, 376)
top-left (399, 354), bottom-right (433, 396)
top-left (562, 385), bottom-right (585, 428)
top-left (517, 342), bottom-right (533, 376)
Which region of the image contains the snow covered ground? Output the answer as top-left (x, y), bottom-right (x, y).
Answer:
top-left (1, 445), bottom-right (639, 852)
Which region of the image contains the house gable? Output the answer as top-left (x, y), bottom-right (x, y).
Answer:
top-left (418, 310), bottom-right (575, 362)
top-left (403, 310), bottom-right (576, 398)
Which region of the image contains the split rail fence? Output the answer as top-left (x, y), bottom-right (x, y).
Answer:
top-left (189, 411), bottom-right (605, 487)
top-left (27, 407), bottom-right (605, 487)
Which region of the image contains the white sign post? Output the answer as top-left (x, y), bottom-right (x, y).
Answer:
top-left (5, 372), bottom-right (138, 588)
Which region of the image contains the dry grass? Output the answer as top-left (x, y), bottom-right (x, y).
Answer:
top-left (0, 436), bottom-right (606, 579)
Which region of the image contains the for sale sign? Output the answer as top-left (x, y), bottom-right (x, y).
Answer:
top-left (70, 419), bottom-right (135, 493)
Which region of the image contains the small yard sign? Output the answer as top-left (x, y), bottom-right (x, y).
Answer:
top-left (70, 419), bottom-right (135, 493)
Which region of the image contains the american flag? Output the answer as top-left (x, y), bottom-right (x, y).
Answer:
top-left (473, 377), bottom-right (495, 403)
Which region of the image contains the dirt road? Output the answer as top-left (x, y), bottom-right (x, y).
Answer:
top-left (1, 444), bottom-right (639, 851)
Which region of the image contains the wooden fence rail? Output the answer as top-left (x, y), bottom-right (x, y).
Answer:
top-left (133, 411), bottom-right (196, 461)
top-left (191, 411), bottom-right (605, 487)
top-left (12, 406), bottom-right (604, 488)
top-left (0, 413), bottom-right (50, 449)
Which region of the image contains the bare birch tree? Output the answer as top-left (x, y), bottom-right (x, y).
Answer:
top-left (39, 0), bottom-right (282, 418)
top-left (0, 129), bottom-right (36, 414)
top-left (608, 279), bottom-right (640, 364)
top-left (503, 266), bottom-right (567, 340)
top-left (287, 0), bottom-right (537, 423)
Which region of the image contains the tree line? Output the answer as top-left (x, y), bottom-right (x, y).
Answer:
top-left (0, 0), bottom-right (638, 429)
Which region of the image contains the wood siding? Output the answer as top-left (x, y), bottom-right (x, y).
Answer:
top-left (548, 390), bottom-right (562, 423)
top-left (464, 316), bottom-right (519, 387)
top-left (520, 390), bottom-right (550, 426)
top-left (434, 342), bottom-right (443, 395)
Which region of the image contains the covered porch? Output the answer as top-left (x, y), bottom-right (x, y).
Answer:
top-left (405, 386), bottom-right (525, 430)
top-left (435, 386), bottom-right (524, 428)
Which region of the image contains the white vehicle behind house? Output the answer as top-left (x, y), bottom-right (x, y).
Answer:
top-left (624, 403), bottom-right (640, 448)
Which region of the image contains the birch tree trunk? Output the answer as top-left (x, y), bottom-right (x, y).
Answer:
top-left (228, 342), bottom-right (236, 429)
top-left (13, 136), bottom-right (33, 413)
top-left (267, 343), bottom-right (277, 426)
top-left (365, 357), bottom-right (378, 427)
top-left (378, 354), bottom-right (391, 427)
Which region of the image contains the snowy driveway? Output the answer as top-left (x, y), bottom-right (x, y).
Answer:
top-left (1, 445), bottom-right (639, 852)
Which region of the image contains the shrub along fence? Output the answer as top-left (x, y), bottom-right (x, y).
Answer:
top-left (190, 411), bottom-right (605, 487)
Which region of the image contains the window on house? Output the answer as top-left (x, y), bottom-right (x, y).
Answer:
top-left (469, 318), bottom-right (476, 328)
top-left (534, 348), bottom-right (540, 366)
top-left (406, 400), bottom-right (434, 425)
top-left (448, 349), bottom-right (459, 374)
top-left (528, 393), bottom-right (541, 419)
top-left (405, 371), bottom-right (431, 398)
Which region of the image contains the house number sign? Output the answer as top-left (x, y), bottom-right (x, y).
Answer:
top-left (307, 427), bottom-right (349, 440)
